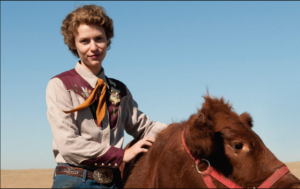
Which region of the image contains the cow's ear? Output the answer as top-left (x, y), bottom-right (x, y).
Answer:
top-left (240, 112), bottom-right (253, 128)
top-left (186, 111), bottom-right (215, 159)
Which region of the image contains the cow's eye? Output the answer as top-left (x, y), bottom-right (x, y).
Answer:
top-left (231, 141), bottom-right (243, 150)
top-left (234, 143), bottom-right (243, 149)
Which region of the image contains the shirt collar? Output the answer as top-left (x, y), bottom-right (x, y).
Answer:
top-left (75, 61), bottom-right (110, 89)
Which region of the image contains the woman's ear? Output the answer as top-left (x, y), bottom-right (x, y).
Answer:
top-left (69, 46), bottom-right (77, 50)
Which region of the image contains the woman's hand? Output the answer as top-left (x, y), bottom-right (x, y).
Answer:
top-left (123, 136), bottom-right (155, 163)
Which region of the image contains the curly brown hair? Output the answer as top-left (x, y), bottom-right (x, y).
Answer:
top-left (61, 5), bottom-right (114, 57)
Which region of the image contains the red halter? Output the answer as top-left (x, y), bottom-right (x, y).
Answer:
top-left (181, 130), bottom-right (290, 188)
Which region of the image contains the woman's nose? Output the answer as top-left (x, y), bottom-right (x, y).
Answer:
top-left (90, 41), bottom-right (98, 51)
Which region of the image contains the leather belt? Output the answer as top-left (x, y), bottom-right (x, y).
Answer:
top-left (56, 165), bottom-right (114, 184)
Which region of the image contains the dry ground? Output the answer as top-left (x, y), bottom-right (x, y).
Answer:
top-left (1, 161), bottom-right (299, 188)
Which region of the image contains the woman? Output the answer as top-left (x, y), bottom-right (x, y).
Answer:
top-left (46, 5), bottom-right (167, 188)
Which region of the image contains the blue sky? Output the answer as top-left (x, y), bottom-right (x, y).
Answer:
top-left (1, 1), bottom-right (299, 170)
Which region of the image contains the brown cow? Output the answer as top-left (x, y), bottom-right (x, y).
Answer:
top-left (120, 95), bottom-right (300, 188)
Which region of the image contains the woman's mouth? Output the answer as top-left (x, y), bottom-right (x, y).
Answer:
top-left (89, 54), bottom-right (100, 59)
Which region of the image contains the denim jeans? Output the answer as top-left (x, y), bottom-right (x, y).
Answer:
top-left (52, 164), bottom-right (123, 188)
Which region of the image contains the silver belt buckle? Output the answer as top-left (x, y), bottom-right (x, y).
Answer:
top-left (93, 168), bottom-right (113, 184)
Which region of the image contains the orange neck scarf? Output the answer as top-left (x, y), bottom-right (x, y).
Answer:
top-left (63, 78), bottom-right (106, 125)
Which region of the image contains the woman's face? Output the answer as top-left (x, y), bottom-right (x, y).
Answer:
top-left (74, 24), bottom-right (109, 75)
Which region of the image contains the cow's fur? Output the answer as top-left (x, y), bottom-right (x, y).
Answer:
top-left (121, 95), bottom-right (300, 188)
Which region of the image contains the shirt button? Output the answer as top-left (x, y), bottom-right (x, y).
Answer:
top-left (101, 163), bottom-right (104, 166)
top-left (108, 163), bottom-right (111, 166)
top-left (95, 163), bottom-right (98, 166)
top-left (114, 163), bottom-right (117, 166)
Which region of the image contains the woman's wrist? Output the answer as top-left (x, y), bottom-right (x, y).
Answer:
top-left (123, 149), bottom-right (132, 163)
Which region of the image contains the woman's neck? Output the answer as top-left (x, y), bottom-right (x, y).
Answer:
top-left (80, 61), bottom-right (102, 76)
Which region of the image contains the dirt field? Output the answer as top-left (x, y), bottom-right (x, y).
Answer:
top-left (1, 161), bottom-right (299, 188)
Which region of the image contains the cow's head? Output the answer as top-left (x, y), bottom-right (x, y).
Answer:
top-left (185, 95), bottom-right (300, 188)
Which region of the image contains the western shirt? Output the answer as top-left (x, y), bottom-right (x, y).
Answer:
top-left (46, 62), bottom-right (167, 169)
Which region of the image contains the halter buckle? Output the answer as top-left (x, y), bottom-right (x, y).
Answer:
top-left (195, 159), bottom-right (210, 174)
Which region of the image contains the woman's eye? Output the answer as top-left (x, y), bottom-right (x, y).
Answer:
top-left (96, 37), bottom-right (103, 41)
top-left (80, 39), bottom-right (88, 43)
